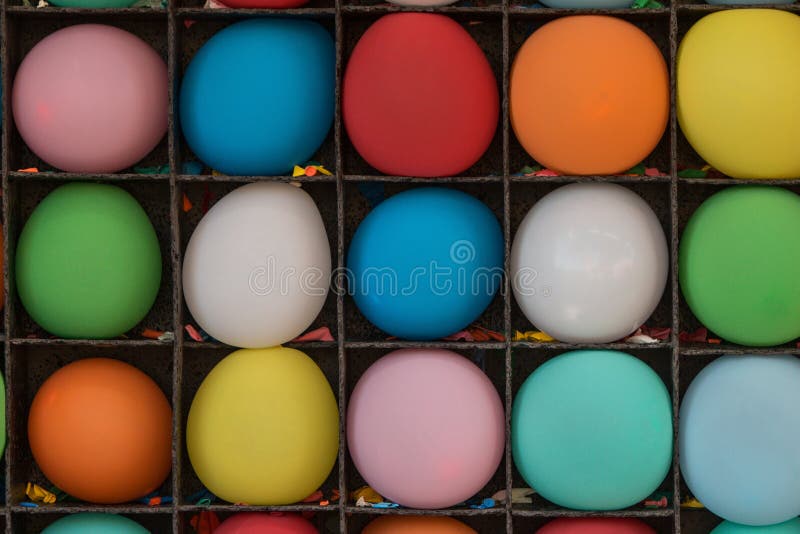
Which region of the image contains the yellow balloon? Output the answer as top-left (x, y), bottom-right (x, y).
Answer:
top-left (677, 9), bottom-right (800, 179)
top-left (186, 347), bottom-right (339, 505)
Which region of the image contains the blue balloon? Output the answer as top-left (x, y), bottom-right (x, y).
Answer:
top-left (179, 19), bottom-right (334, 176)
top-left (348, 187), bottom-right (503, 340)
top-left (42, 513), bottom-right (149, 533)
top-left (680, 355), bottom-right (800, 526)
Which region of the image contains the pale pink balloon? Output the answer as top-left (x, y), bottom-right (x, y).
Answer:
top-left (12, 24), bottom-right (168, 173)
top-left (347, 349), bottom-right (505, 509)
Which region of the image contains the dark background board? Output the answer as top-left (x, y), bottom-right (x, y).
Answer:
top-left (1, 0), bottom-right (800, 531)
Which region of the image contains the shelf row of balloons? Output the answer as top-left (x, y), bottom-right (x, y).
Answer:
top-left (14, 178), bottom-right (800, 348)
top-left (21, 347), bottom-right (800, 531)
top-left (12, 10), bottom-right (800, 180)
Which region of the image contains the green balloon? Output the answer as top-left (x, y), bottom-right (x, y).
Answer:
top-left (16, 183), bottom-right (162, 339)
top-left (712, 519), bottom-right (800, 534)
top-left (511, 350), bottom-right (673, 510)
top-left (42, 513), bottom-right (150, 533)
top-left (679, 186), bottom-right (800, 346)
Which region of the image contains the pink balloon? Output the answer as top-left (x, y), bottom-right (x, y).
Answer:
top-left (347, 349), bottom-right (505, 509)
top-left (12, 24), bottom-right (167, 173)
top-left (215, 512), bottom-right (318, 533)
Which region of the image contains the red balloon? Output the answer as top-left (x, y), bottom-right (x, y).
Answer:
top-left (215, 513), bottom-right (318, 533)
top-left (343, 13), bottom-right (499, 177)
top-left (537, 518), bottom-right (656, 534)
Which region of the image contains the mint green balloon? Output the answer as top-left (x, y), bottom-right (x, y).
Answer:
top-left (712, 519), bottom-right (800, 534)
top-left (42, 513), bottom-right (150, 533)
top-left (512, 350), bottom-right (673, 510)
top-left (16, 183), bottom-right (162, 339)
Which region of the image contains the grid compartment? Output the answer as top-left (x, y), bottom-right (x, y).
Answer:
top-left (343, 347), bottom-right (508, 509)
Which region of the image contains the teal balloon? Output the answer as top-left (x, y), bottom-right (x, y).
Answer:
top-left (712, 519), bottom-right (800, 534)
top-left (42, 513), bottom-right (150, 533)
top-left (512, 350), bottom-right (673, 510)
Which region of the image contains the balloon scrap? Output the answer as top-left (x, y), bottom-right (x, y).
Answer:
top-left (514, 330), bottom-right (555, 342)
top-left (185, 324), bottom-right (208, 342)
top-left (631, 0), bottom-right (664, 8)
top-left (190, 510), bottom-right (221, 534)
top-left (679, 327), bottom-right (708, 343)
top-left (443, 325), bottom-right (505, 342)
top-left (291, 326), bottom-right (334, 342)
top-left (641, 491), bottom-right (670, 508)
top-left (138, 491), bottom-right (173, 506)
top-left (492, 488), bottom-right (535, 504)
top-left (25, 482), bottom-right (56, 504)
top-left (681, 495), bottom-right (704, 509)
top-left (351, 485), bottom-right (383, 504)
top-left (293, 163), bottom-right (332, 178)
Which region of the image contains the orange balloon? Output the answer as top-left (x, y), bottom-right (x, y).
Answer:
top-left (510, 16), bottom-right (668, 175)
top-left (28, 358), bottom-right (172, 503)
top-left (363, 516), bottom-right (477, 534)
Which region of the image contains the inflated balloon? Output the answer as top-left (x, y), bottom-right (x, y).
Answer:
top-left (677, 10), bottom-right (800, 178)
top-left (679, 186), bottom-right (800, 346)
top-left (12, 25), bottom-right (167, 172)
top-left (712, 519), bottom-right (800, 534)
top-left (187, 347), bottom-right (339, 505)
top-left (180, 19), bottom-right (334, 175)
top-left (511, 16), bottom-right (668, 175)
top-left (348, 188), bottom-right (502, 340)
top-left (362, 515), bottom-right (477, 534)
top-left (343, 14), bottom-right (498, 177)
top-left (680, 355), bottom-right (800, 526)
top-left (42, 513), bottom-right (149, 534)
top-left (16, 183), bottom-right (162, 339)
top-left (28, 358), bottom-right (172, 504)
top-left (348, 349), bottom-right (504, 509)
top-left (537, 518), bottom-right (656, 534)
top-left (512, 350), bottom-right (672, 510)
top-left (183, 182), bottom-right (330, 348)
top-left (511, 183), bottom-right (667, 343)
top-left (216, 513), bottom-right (318, 534)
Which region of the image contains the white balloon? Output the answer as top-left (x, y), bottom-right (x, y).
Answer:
top-left (510, 183), bottom-right (668, 343)
top-left (182, 182), bottom-right (331, 348)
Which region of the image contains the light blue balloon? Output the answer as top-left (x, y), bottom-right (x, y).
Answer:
top-left (512, 350), bottom-right (673, 510)
top-left (179, 19), bottom-right (335, 176)
top-left (680, 355), bottom-right (800, 526)
top-left (712, 519), bottom-right (800, 534)
top-left (42, 513), bottom-right (150, 534)
top-left (348, 187), bottom-right (503, 340)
